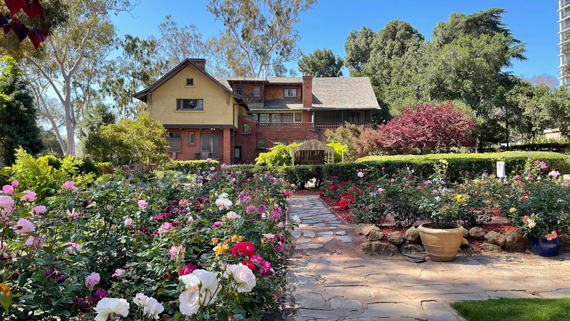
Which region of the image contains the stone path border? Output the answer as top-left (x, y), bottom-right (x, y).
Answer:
top-left (287, 195), bottom-right (570, 321)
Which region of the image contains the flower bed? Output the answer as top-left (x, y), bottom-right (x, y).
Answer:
top-left (0, 165), bottom-right (296, 320)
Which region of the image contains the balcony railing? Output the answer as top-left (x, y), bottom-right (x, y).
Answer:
top-left (255, 122), bottom-right (371, 130)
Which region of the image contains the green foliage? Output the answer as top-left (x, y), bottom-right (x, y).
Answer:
top-left (297, 48), bottom-right (344, 77)
top-left (256, 142), bottom-right (301, 166)
top-left (166, 160), bottom-right (220, 173)
top-left (3, 148), bottom-right (96, 198)
top-left (83, 112), bottom-right (170, 166)
top-left (0, 56), bottom-right (43, 166)
top-left (324, 122), bottom-right (363, 161)
top-left (77, 103), bottom-right (116, 157)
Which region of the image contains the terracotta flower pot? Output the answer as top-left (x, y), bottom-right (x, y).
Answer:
top-left (418, 223), bottom-right (464, 262)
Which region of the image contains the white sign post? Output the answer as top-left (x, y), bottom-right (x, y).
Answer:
top-left (496, 161), bottom-right (505, 178)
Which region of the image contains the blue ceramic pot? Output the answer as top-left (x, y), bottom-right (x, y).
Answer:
top-left (528, 235), bottom-right (562, 257)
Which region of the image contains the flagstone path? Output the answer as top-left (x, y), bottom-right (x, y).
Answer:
top-left (287, 195), bottom-right (570, 321)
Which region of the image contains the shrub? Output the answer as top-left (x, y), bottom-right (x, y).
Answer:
top-left (166, 160), bottom-right (220, 173)
top-left (324, 122), bottom-right (364, 161)
top-left (376, 101), bottom-right (475, 154)
top-left (2, 147), bottom-right (96, 198)
top-left (82, 112), bottom-right (170, 167)
top-left (255, 141), bottom-right (347, 166)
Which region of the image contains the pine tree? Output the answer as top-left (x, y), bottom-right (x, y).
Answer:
top-left (0, 56), bottom-right (44, 166)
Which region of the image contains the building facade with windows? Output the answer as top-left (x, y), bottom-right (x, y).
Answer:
top-left (560, 0), bottom-right (570, 85)
top-left (134, 58), bottom-right (380, 164)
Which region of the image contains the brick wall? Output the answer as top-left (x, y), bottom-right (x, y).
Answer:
top-left (166, 128), bottom-right (231, 162)
top-left (230, 83), bottom-right (263, 103)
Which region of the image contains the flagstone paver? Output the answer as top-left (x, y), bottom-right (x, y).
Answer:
top-left (287, 194), bottom-right (570, 321)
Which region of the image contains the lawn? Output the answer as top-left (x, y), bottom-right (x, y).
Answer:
top-left (451, 298), bottom-right (570, 321)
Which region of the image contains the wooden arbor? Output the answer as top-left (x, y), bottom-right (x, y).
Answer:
top-left (291, 140), bottom-right (334, 165)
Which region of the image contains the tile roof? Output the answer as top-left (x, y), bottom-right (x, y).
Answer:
top-left (216, 77), bottom-right (380, 110)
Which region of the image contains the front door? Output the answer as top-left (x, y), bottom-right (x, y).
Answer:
top-left (234, 146), bottom-right (242, 164)
top-left (200, 132), bottom-right (221, 159)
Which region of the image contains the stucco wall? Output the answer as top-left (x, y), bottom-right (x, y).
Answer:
top-left (150, 65), bottom-right (238, 126)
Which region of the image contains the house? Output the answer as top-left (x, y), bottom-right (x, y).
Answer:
top-left (133, 58), bottom-right (380, 164)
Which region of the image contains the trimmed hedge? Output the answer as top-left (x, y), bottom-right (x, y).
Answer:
top-left (166, 160), bottom-right (220, 174)
top-left (231, 152), bottom-right (570, 189)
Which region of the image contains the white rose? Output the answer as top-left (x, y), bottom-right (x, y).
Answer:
top-left (143, 297), bottom-right (164, 320)
top-left (224, 264), bottom-right (256, 293)
top-left (94, 298), bottom-right (130, 321)
top-left (179, 290), bottom-right (200, 316)
top-left (226, 211), bottom-right (240, 220)
top-left (292, 215), bottom-right (301, 224)
top-left (528, 219), bottom-right (536, 228)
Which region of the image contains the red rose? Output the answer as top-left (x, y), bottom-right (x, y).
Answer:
top-left (179, 264), bottom-right (197, 276)
top-left (231, 242), bottom-right (256, 257)
top-left (242, 260), bottom-right (257, 271)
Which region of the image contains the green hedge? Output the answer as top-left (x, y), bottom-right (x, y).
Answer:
top-left (228, 152), bottom-right (570, 189)
top-left (166, 160), bottom-right (220, 174)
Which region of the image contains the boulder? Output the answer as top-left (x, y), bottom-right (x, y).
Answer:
top-left (371, 242), bottom-right (400, 256)
top-left (481, 242), bottom-right (502, 252)
top-left (461, 238), bottom-right (470, 248)
top-left (401, 243), bottom-right (424, 256)
top-left (484, 231), bottom-right (506, 247)
top-left (503, 230), bottom-right (526, 252)
top-left (469, 227), bottom-right (486, 239)
top-left (367, 230), bottom-right (384, 241)
top-left (361, 242), bottom-right (372, 253)
top-left (359, 224), bottom-right (380, 236)
top-left (462, 227), bottom-right (469, 238)
top-left (387, 231), bottom-right (405, 246)
top-left (404, 227), bottom-right (420, 244)
top-left (356, 224), bottom-right (366, 235)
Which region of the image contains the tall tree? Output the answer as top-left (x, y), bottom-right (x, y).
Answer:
top-left (206, 0), bottom-right (317, 77)
top-left (344, 26), bottom-right (375, 75)
top-left (522, 74), bottom-right (559, 88)
top-left (0, 56), bottom-right (43, 166)
top-left (103, 34), bottom-right (167, 119)
top-left (297, 48), bottom-right (344, 77)
top-left (158, 15), bottom-right (206, 66)
top-left (12, 0), bottom-right (136, 156)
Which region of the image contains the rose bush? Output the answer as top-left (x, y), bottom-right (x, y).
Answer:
top-left (0, 163), bottom-right (295, 321)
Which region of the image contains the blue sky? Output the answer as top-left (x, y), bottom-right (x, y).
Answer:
top-left (113, 0), bottom-right (559, 78)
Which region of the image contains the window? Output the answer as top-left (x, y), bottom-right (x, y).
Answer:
top-left (186, 78), bottom-right (194, 86)
top-left (176, 99), bottom-right (203, 111)
top-left (167, 131), bottom-right (181, 138)
top-left (259, 113), bottom-right (270, 123)
top-left (282, 113), bottom-right (293, 123)
top-left (242, 123), bottom-right (252, 133)
top-left (253, 86), bottom-right (261, 97)
top-left (188, 131), bottom-right (196, 145)
top-left (274, 139), bottom-right (287, 145)
top-left (295, 112), bottom-right (302, 122)
top-left (270, 113), bottom-right (282, 123)
top-left (235, 86), bottom-right (243, 95)
top-left (348, 112), bottom-right (360, 123)
top-left (284, 88), bottom-right (297, 98)
top-left (257, 139), bottom-right (266, 150)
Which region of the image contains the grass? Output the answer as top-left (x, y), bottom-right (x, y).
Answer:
top-left (451, 298), bottom-right (570, 321)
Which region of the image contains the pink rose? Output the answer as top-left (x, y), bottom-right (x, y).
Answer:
top-left (0, 195), bottom-right (14, 213)
top-left (2, 185), bottom-right (14, 195)
top-left (14, 218), bottom-right (34, 235)
top-left (20, 190), bottom-right (36, 202)
top-left (138, 200), bottom-right (148, 208)
top-left (62, 181), bottom-right (77, 190)
top-left (85, 272), bottom-right (100, 290)
top-left (32, 205), bottom-right (46, 215)
top-left (24, 235), bottom-right (44, 248)
top-left (67, 208), bottom-right (80, 219)
top-left (168, 245), bottom-right (185, 260)
top-left (112, 269), bottom-right (126, 277)
top-left (357, 172), bottom-right (364, 178)
top-left (63, 242), bottom-right (80, 253)
top-left (11, 180), bottom-right (19, 188)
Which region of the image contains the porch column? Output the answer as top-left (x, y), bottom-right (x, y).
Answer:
top-left (222, 128), bottom-right (231, 165)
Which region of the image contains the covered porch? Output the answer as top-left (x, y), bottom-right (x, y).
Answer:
top-left (164, 125), bottom-right (234, 164)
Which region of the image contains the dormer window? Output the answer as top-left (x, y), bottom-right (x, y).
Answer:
top-left (235, 86), bottom-right (243, 95)
top-left (284, 88), bottom-right (297, 98)
top-left (186, 78), bottom-right (194, 86)
top-left (176, 99), bottom-right (203, 111)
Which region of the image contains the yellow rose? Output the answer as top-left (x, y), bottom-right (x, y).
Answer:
top-left (269, 198), bottom-right (274, 203)
top-left (509, 208), bottom-right (516, 213)
top-left (231, 235), bottom-right (239, 242)
top-left (454, 195), bottom-right (464, 203)
top-left (211, 237), bottom-right (219, 244)
top-left (213, 243), bottom-right (229, 255)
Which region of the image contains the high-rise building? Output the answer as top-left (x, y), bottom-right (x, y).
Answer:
top-left (559, 0), bottom-right (570, 85)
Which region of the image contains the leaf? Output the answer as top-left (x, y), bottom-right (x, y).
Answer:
top-left (22, 0), bottom-right (44, 20)
top-left (4, 0), bottom-right (28, 16)
top-left (216, 310), bottom-right (228, 321)
top-left (0, 290), bottom-right (12, 314)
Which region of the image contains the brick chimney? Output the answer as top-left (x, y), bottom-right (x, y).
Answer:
top-left (302, 73), bottom-right (313, 108)
top-left (189, 58), bottom-right (206, 72)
